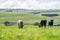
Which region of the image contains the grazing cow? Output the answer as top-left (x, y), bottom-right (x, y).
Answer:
top-left (39, 20), bottom-right (44, 27)
top-left (17, 20), bottom-right (24, 29)
top-left (48, 20), bottom-right (54, 27)
top-left (43, 19), bottom-right (47, 27)
top-left (39, 19), bottom-right (47, 27)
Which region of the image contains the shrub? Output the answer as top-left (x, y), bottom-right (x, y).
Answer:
top-left (33, 22), bottom-right (39, 26)
top-left (4, 21), bottom-right (15, 26)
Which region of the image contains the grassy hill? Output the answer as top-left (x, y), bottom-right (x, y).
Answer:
top-left (0, 11), bottom-right (60, 24)
top-left (0, 11), bottom-right (60, 40)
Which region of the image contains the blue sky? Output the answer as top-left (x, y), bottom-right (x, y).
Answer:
top-left (0, 0), bottom-right (60, 10)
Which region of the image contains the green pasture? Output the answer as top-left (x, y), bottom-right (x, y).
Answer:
top-left (0, 25), bottom-right (60, 40)
top-left (0, 11), bottom-right (60, 40)
top-left (0, 11), bottom-right (60, 24)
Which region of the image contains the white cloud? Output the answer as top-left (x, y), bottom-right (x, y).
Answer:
top-left (39, 2), bottom-right (60, 9)
top-left (0, 0), bottom-right (60, 10)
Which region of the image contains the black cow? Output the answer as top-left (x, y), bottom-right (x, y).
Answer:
top-left (43, 19), bottom-right (47, 27)
top-left (39, 19), bottom-right (47, 27)
top-left (48, 20), bottom-right (54, 27)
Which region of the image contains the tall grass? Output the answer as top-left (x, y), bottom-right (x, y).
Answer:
top-left (0, 24), bottom-right (60, 40)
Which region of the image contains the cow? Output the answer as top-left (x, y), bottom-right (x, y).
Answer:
top-left (39, 19), bottom-right (47, 27)
top-left (43, 19), bottom-right (47, 27)
top-left (17, 20), bottom-right (24, 29)
top-left (48, 20), bottom-right (54, 27)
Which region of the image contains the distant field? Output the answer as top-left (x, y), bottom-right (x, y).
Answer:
top-left (0, 11), bottom-right (60, 40)
top-left (0, 11), bottom-right (60, 24)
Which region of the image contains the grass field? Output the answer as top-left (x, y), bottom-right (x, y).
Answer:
top-left (0, 11), bottom-right (60, 40)
top-left (0, 25), bottom-right (60, 40)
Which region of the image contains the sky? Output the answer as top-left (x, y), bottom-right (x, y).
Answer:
top-left (0, 0), bottom-right (60, 10)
